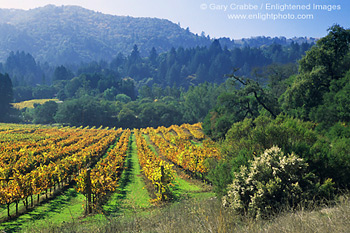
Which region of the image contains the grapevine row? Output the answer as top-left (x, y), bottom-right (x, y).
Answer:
top-left (0, 127), bottom-right (121, 218)
top-left (75, 129), bottom-right (131, 206)
top-left (143, 124), bottom-right (220, 176)
top-left (180, 123), bottom-right (206, 140)
top-left (0, 128), bottom-right (108, 179)
top-left (134, 129), bottom-right (175, 201)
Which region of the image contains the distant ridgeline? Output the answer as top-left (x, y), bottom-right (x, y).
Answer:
top-left (0, 5), bottom-right (316, 65)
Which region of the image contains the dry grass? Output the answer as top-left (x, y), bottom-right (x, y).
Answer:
top-left (12, 99), bottom-right (60, 109)
top-left (259, 195), bottom-right (350, 233)
top-left (26, 194), bottom-right (350, 233)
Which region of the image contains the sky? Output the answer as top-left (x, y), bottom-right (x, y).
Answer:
top-left (0, 0), bottom-right (349, 39)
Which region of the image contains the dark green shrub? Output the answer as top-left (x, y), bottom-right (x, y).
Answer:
top-left (206, 160), bottom-right (233, 197)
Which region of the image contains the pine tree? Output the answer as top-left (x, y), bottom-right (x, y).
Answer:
top-left (0, 73), bottom-right (13, 120)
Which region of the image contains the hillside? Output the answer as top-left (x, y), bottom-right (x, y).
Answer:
top-left (0, 5), bottom-right (211, 64)
top-left (0, 5), bottom-right (317, 65)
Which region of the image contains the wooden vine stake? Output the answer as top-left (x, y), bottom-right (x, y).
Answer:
top-left (0, 178), bottom-right (14, 218)
top-left (86, 168), bottom-right (92, 214)
top-left (161, 165), bottom-right (165, 201)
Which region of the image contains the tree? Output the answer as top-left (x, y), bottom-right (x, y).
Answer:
top-left (282, 25), bottom-right (350, 122)
top-left (53, 65), bottom-right (74, 81)
top-left (32, 85), bottom-right (57, 99)
top-left (182, 82), bottom-right (221, 123)
top-left (165, 63), bottom-right (181, 86)
top-left (5, 51), bottom-right (43, 86)
top-left (117, 107), bottom-right (138, 129)
top-left (64, 76), bottom-right (91, 98)
top-left (127, 45), bottom-right (142, 69)
top-left (309, 69), bottom-right (350, 126)
top-left (0, 73), bottom-right (13, 120)
top-left (195, 63), bottom-right (209, 83)
top-left (103, 87), bottom-right (118, 101)
top-left (149, 47), bottom-right (158, 66)
top-left (115, 94), bottom-right (131, 103)
top-left (252, 63), bottom-right (298, 98)
top-left (33, 101), bottom-right (58, 124)
top-left (55, 97), bottom-right (112, 127)
top-left (13, 86), bottom-right (33, 102)
top-left (209, 39), bottom-right (223, 58)
top-left (121, 78), bottom-right (136, 100)
top-left (230, 74), bottom-right (279, 118)
top-left (203, 73), bottom-right (280, 140)
top-left (138, 102), bottom-right (182, 128)
top-left (138, 85), bottom-right (153, 99)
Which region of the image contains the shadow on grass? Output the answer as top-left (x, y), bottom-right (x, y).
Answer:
top-left (102, 136), bottom-right (134, 216)
top-left (169, 178), bottom-right (197, 202)
top-left (0, 188), bottom-right (78, 233)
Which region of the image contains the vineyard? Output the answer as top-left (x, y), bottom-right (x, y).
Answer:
top-left (0, 123), bottom-right (219, 228)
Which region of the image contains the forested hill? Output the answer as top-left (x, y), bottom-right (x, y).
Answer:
top-left (0, 5), bottom-right (210, 64)
top-left (0, 5), bottom-right (316, 65)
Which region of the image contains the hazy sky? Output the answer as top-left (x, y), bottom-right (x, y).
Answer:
top-left (0, 0), bottom-right (349, 39)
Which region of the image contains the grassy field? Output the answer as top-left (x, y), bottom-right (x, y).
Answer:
top-left (11, 99), bottom-right (60, 109)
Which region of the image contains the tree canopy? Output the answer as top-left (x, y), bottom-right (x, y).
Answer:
top-left (281, 25), bottom-right (350, 124)
top-left (0, 73), bottom-right (13, 120)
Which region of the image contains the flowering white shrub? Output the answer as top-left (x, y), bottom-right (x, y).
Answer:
top-left (222, 146), bottom-right (326, 219)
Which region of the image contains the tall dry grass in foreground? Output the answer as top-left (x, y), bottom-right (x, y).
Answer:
top-left (27, 195), bottom-right (350, 233)
top-left (260, 195), bottom-right (350, 233)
